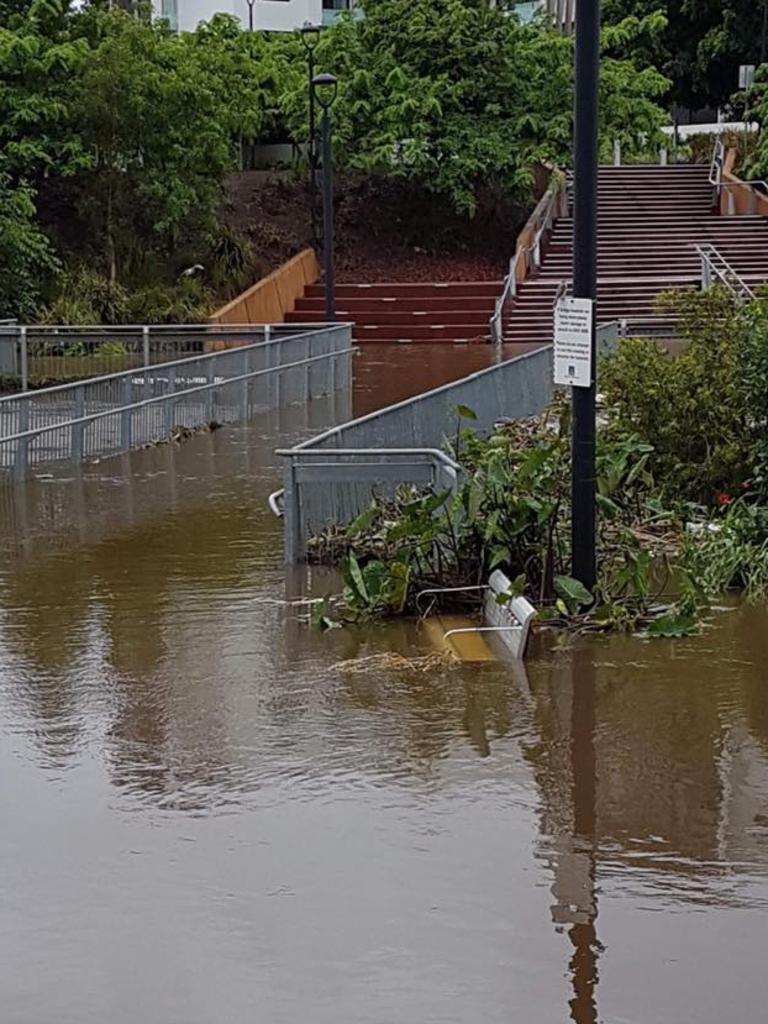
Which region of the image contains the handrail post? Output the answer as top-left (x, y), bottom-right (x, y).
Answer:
top-left (20, 326), bottom-right (28, 392)
top-left (142, 324), bottom-right (150, 367)
top-left (241, 346), bottom-right (250, 419)
top-left (14, 400), bottom-right (29, 480)
top-left (164, 365), bottom-right (176, 435)
top-left (205, 359), bottom-right (215, 423)
top-left (120, 376), bottom-right (132, 449)
top-left (700, 249), bottom-right (710, 289)
top-left (72, 386), bottom-right (85, 461)
top-left (613, 139), bottom-right (621, 166)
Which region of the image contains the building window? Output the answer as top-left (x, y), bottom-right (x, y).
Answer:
top-left (160, 0), bottom-right (178, 31)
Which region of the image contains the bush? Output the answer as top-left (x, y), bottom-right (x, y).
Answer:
top-left (600, 287), bottom-right (768, 506)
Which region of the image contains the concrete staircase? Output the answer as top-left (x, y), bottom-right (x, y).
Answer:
top-left (287, 281), bottom-right (500, 344)
top-left (504, 164), bottom-right (768, 344)
top-left (286, 164), bottom-right (768, 345)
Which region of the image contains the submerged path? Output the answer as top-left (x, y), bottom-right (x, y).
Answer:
top-left (1, 350), bottom-right (766, 1024)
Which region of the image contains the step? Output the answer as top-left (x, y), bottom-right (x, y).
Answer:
top-left (293, 311), bottom-right (493, 327)
top-left (305, 282), bottom-right (502, 299)
top-left (351, 324), bottom-right (489, 341)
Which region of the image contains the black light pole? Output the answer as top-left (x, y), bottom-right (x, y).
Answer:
top-left (245, 0), bottom-right (255, 33)
top-left (299, 24), bottom-right (322, 211)
top-left (313, 72), bottom-right (338, 322)
top-left (571, 0), bottom-right (600, 591)
top-left (761, 0), bottom-right (768, 66)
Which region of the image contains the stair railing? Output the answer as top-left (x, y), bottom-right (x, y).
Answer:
top-left (710, 140), bottom-right (768, 215)
top-left (490, 174), bottom-right (567, 345)
top-left (709, 136), bottom-right (725, 206)
top-left (695, 243), bottom-right (755, 303)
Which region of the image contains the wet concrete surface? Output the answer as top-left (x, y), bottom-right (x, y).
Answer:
top-left (1, 346), bottom-right (767, 1024)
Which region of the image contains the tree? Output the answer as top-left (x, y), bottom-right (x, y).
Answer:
top-left (602, 0), bottom-right (768, 111)
top-left (0, 176), bottom-right (58, 318)
top-left (279, 0), bottom-right (669, 215)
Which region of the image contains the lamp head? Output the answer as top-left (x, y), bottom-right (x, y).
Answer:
top-left (299, 21), bottom-right (321, 51)
top-left (312, 72), bottom-right (339, 110)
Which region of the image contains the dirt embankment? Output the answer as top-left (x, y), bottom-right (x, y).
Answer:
top-left (223, 171), bottom-right (528, 284)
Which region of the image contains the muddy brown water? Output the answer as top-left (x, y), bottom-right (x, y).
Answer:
top-left (1, 347), bottom-right (767, 1024)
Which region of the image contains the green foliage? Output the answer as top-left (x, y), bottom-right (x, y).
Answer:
top-left (0, 6), bottom-right (294, 317)
top-left (744, 66), bottom-right (768, 181)
top-left (602, 0), bottom-right (768, 110)
top-left (342, 554), bottom-right (412, 617)
top-left (554, 575), bottom-right (594, 613)
top-left (601, 288), bottom-right (768, 505)
top-left (315, 402), bottom-right (670, 631)
top-left (209, 225), bottom-right (257, 297)
top-left (680, 502), bottom-right (768, 602)
top-left (0, 0), bottom-right (672, 313)
top-left (39, 266), bottom-right (212, 324)
top-left (0, 175), bottom-right (58, 317)
top-left (277, 0), bottom-right (669, 215)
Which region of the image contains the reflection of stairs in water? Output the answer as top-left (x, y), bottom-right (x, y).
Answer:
top-left (503, 164), bottom-right (768, 344)
top-left (286, 281), bottom-right (501, 344)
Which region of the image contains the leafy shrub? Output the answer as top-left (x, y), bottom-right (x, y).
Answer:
top-left (38, 267), bottom-right (129, 324)
top-left (312, 401), bottom-right (670, 628)
top-left (209, 225), bottom-right (256, 297)
top-left (601, 287), bottom-right (768, 505)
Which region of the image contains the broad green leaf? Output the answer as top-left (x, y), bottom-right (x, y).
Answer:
top-left (454, 404), bottom-right (478, 421)
top-left (554, 575), bottom-right (593, 612)
top-left (348, 504), bottom-right (379, 537)
top-left (646, 613), bottom-right (698, 638)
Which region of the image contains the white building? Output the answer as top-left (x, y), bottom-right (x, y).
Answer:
top-left (155, 0), bottom-right (358, 34)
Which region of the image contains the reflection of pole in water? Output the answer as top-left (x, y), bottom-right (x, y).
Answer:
top-left (548, 647), bottom-right (600, 1024)
top-left (569, 649), bottom-right (599, 1024)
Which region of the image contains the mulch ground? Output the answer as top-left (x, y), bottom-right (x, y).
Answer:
top-left (223, 170), bottom-right (523, 284)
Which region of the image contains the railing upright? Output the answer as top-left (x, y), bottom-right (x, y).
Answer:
top-left (19, 326), bottom-right (28, 392)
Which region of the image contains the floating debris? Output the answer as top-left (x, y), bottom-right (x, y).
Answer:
top-left (330, 651), bottom-right (457, 675)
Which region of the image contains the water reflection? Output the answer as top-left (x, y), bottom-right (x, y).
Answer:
top-left (1, 376), bottom-right (768, 1021)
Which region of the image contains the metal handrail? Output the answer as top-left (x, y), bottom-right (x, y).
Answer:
top-left (695, 243), bottom-right (755, 302)
top-left (490, 255), bottom-right (521, 345)
top-left (0, 321), bottom-right (322, 334)
top-left (0, 324), bottom-right (351, 407)
top-left (490, 175), bottom-right (566, 345)
top-left (268, 489), bottom-right (285, 517)
top-left (709, 137), bottom-right (768, 212)
top-left (1, 347), bottom-right (355, 447)
top-left (709, 136), bottom-right (725, 193)
top-left (276, 446), bottom-right (461, 472)
top-left (553, 280), bottom-right (571, 306)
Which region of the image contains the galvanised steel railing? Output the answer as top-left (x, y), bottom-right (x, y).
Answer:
top-left (0, 324), bottom-right (352, 480)
top-left (490, 176), bottom-right (567, 345)
top-left (695, 243), bottom-right (756, 303)
top-left (0, 321), bottom-right (329, 391)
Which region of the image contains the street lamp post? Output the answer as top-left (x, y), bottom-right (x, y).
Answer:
top-left (571, 0), bottom-right (600, 591)
top-left (245, 0), bottom-right (255, 32)
top-left (300, 23), bottom-right (322, 217)
top-left (312, 72), bottom-right (338, 322)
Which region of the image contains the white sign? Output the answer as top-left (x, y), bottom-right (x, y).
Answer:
top-left (554, 296), bottom-right (593, 388)
top-left (739, 64), bottom-right (755, 89)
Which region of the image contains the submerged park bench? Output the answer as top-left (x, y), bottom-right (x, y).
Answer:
top-left (417, 570), bottom-right (537, 663)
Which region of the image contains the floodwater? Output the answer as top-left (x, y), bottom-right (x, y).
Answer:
top-left (1, 348), bottom-right (768, 1024)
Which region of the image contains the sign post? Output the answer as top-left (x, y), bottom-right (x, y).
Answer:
top-left (570, 0), bottom-right (600, 592)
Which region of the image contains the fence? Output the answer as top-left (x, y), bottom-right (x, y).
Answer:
top-left (277, 323), bottom-right (628, 561)
top-left (0, 324), bottom-right (352, 480)
top-left (278, 345), bottom-right (554, 561)
top-left (0, 321), bottom-right (326, 391)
